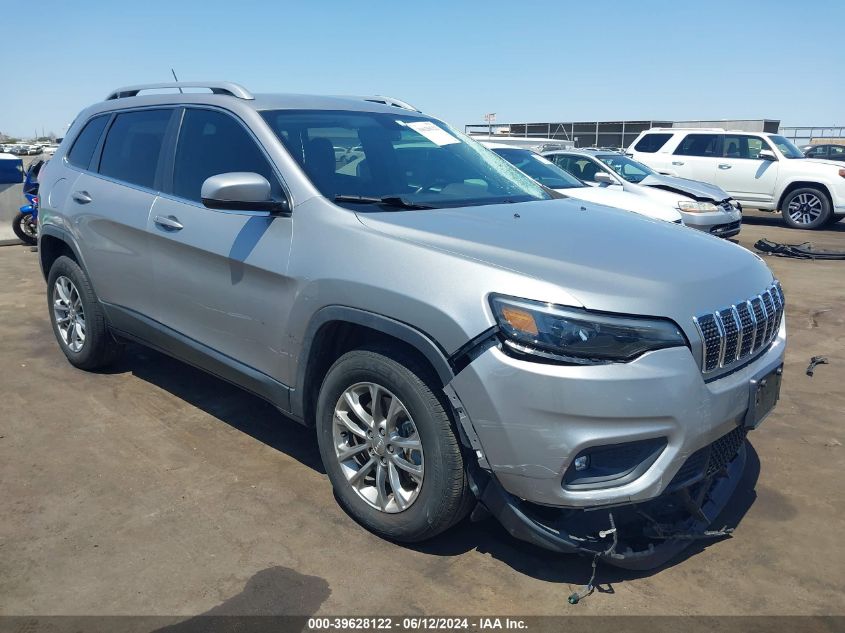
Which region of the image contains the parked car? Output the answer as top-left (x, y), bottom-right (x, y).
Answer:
top-left (629, 128), bottom-right (845, 229)
top-left (38, 82), bottom-right (786, 570)
top-left (481, 142), bottom-right (683, 225)
top-left (544, 148), bottom-right (742, 237)
top-left (803, 144), bottom-right (845, 162)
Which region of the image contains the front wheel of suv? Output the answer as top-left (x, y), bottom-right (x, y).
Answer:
top-left (315, 346), bottom-right (473, 543)
top-left (47, 255), bottom-right (123, 370)
top-left (781, 187), bottom-right (832, 229)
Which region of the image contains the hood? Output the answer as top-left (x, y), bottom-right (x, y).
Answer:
top-left (795, 158), bottom-right (845, 171)
top-left (558, 186), bottom-right (682, 223)
top-left (356, 198), bottom-right (774, 337)
top-left (638, 173), bottom-right (731, 202)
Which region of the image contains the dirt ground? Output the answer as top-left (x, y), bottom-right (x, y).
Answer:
top-left (0, 210), bottom-right (843, 618)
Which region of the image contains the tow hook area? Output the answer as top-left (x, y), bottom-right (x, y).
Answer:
top-left (470, 442), bottom-right (748, 573)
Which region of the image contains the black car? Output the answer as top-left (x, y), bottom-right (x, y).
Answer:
top-left (803, 144), bottom-right (845, 161)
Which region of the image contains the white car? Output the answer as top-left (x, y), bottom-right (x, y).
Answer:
top-left (544, 149), bottom-right (742, 238)
top-left (628, 128), bottom-right (845, 229)
top-left (482, 142), bottom-right (683, 225)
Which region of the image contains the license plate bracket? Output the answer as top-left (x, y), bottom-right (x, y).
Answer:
top-left (744, 364), bottom-right (783, 429)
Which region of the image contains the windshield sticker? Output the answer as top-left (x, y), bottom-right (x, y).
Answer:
top-left (406, 121), bottom-right (460, 146)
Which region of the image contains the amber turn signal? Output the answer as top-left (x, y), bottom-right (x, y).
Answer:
top-left (500, 306), bottom-right (539, 336)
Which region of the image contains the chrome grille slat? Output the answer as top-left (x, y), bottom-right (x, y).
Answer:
top-left (694, 282), bottom-right (784, 375)
top-left (761, 292), bottom-right (775, 342)
top-left (736, 302), bottom-right (754, 358)
top-left (718, 307), bottom-right (740, 365)
top-left (750, 297), bottom-right (766, 353)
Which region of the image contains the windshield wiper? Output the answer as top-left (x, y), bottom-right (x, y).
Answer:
top-left (334, 194), bottom-right (435, 210)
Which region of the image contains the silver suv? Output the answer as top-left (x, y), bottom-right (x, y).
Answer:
top-left (38, 82), bottom-right (786, 570)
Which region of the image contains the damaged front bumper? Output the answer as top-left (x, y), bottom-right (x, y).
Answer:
top-left (475, 441), bottom-right (747, 570)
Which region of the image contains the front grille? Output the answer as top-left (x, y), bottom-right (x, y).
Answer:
top-left (693, 281), bottom-right (784, 375)
top-left (667, 426), bottom-right (747, 491)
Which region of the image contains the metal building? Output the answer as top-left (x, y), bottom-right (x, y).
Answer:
top-left (466, 119), bottom-right (780, 149)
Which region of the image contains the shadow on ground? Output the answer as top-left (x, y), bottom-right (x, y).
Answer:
top-left (105, 342), bottom-right (761, 589)
top-left (106, 343), bottom-right (324, 473)
top-left (741, 212), bottom-right (845, 233)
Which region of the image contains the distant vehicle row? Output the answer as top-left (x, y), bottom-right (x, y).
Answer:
top-left (0, 144), bottom-right (58, 156)
top-left (628, 129), bottom-right (845, 229)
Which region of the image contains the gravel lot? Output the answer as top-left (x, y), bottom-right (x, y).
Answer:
top-left (0, 211), bottom-right (843, 618)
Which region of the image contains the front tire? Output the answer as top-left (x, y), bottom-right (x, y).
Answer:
top-left (47, 256), bottom-right (123, 370)
top-left (781, 188), bottom-right (831, 229)
top-left (12, 212), bottom-right (37, 245)
top-left (316, 346), bottom-right (473, 542)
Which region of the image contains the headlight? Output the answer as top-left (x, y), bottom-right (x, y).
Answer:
top-left (678, 201), bottom-right (718, 213)
top-left (490, 295), bottom-right (687, 364)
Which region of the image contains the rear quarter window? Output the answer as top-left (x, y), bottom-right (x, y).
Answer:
top-left (67, 115), bottom-right (109, 169)
top-left (633, 133), bottom-right (672, 153)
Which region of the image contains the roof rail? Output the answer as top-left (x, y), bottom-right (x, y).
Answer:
top-left (104, 82), bottom-right (254, 101)
top-left (654, 126), bottom-right (727, 132)
top-left (361, 95), bottom-right (420, 112)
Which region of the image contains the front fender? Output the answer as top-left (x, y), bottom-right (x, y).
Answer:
top-left (290, 305), bottom-right (455, 420)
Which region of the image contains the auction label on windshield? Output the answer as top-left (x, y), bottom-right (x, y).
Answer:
top-left (406, 121), bottom-right (460, 146)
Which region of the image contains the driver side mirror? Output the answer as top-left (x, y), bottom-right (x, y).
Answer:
top-left (201, 172), bottom-right (290, 215)
top-left (593, 171), bottom-right (615, 184)
top-left (758, 150), bottom-right (777, 162)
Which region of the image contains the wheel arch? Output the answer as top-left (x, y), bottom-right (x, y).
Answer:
top-left (777, 181), bottom-right (833, 211)
top-left (39, 225), bottom-right (86, 281)
top-left (291, 307), bottom-right (455, 426)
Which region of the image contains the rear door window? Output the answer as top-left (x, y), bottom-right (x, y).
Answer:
top-left (674, 134), bottom-right (722, 157)
top-left (67, 115), bottom-right (109, 169)
top-left (172, 108), bottom-right (281, 203)
top-left (633, 133), bottom-right (672, 153)
top-left (829, 145), bottom-right (844, 158)
top-left (99, 109), bottom-right (172, 189)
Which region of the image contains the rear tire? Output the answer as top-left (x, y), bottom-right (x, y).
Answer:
top-left (47, 256), bottom-right (123, 370)
top-left (781, 187), bottom-right (831, 229)
top-left (316, 346), bottom-right (473, 542)
top-left (12, 212), bottom-right (37, 245)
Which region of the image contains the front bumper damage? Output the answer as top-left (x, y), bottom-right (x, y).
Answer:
top-left (473, 441), bottom-right (746, 570)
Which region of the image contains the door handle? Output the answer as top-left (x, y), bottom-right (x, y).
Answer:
top-left (154, 215), bottom-right (184, 231)
top-left (671, 161), bottom-right (685, 166)
top-left (718, 164), bottom-right (732, 169)
top-left (72, 190), bottom-right (92, 204)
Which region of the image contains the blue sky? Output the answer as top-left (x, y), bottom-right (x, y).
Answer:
top-left (1, 0), bottom-right (843, 138)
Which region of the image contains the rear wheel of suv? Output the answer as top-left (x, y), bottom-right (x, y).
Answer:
top-left (316, 346), bottom-right (473, 542)
top-left (47, 256), bottom-right (123, 370)
top-left (781, 187), bottom-right (831, 229)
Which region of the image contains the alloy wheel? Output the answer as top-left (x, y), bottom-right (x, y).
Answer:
top-left (53, 276), bottom-right (86, 352)
top-left (333, 382), bottom-right (424, 513)
top-left (787, 193), bottom-right (823, 225)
